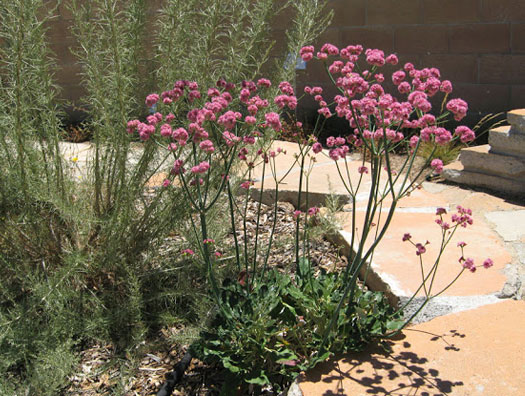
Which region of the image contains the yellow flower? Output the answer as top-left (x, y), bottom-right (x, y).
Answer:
top-left (72, 156), bottom-right (78, 163)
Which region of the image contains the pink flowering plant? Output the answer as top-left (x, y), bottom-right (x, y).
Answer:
top-left (129, 43), bottom-right (493, 394)
top-left (295, 43), bottom-right (493, 341)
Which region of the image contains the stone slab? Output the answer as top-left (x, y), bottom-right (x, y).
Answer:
top-left (489, 125), bottom-right (525, 158)
top-left (443, 161), bottom-right (525, 195)
top-left (459, 144), bottom-right (525, 178)
top-left (299, 300), bottom-right (525, 396)
top-left (485, 210), bottom-right (525, 242)
top-left (507, 108), bottom-right (525, 134)
top-left (251, 141), bottom-right (393, 210)
top-left (336, 206), bottom-right (511, 298)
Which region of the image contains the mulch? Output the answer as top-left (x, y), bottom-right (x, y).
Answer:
top-left (64, 198), bottom-right (348, 396)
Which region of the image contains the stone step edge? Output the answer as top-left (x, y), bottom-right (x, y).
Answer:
top-left (507, 108), bottom-right (525, 134)
top-left (489, 125), bottom-right (525, 158)
top-left (459, 145), bottom-right (525, 178)
top-left (443, 162), bottom-right (525, 194)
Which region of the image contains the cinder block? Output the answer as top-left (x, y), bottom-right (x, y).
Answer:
top-left (452, 83), bottom-right (510, 113)
top-left (422, 0), bottom-right (481, 24)
top-left (481, 0), bottom-right (525, 22)
top-left (368, 0), bottom-right (421, 25)
top-left (479, 55), bottom-right (525, 84)
top-left (443, 161), bottom-right (525, 194)
top-left (395, 25), bottom-right (449, 54)
top-left (421, 54), bottom-right (478, 83)
top-left (511, 23), bottom-right (525, 53)
top-left (341, 27), bottom-right (394, 52)
top-left (460, 145), bottom-right (525, 178)
top-left (449, 23), bottom-right (510, 53)
top-left (330, 0), bottom-right (366, 27)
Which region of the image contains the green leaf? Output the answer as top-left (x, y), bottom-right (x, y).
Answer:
top-left (245, 370), bottom-right (270, 385)
top-left (386, 319), bottom-right (405, 331)
top-left (222, 358), bottom-right (241, 373)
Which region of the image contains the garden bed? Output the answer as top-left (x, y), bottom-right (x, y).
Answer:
top-left (63, 198), bottom-right (348, 396)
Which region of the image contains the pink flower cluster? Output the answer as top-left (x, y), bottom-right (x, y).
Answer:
top-left (295, 43), bottom-right (476, 163)
top-left (459, 256), bottom-right (494, 273)
top-left (128, 76), bottom-right (294, 187)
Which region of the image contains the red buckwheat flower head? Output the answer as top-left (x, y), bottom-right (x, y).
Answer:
top-left (462, 257), bottom-right (476, 272)
top-left (402, 233), bottom-right (412, 242)
top-left (160, 123), bottom-right (172, 137)
top-left (312, 142), bottom-right (323, 154)
top-left (455, 126), bottom-right (476, 143)
top-left (278, 81), bottom-right (294, 95)
top-left (222, 131), bottom-right (241, 147)
top-left (127, 119), bottom-right (140, 134)
top-left (415, 243), bottom-right (426, 256)
top-left (299, 46), bottom-right (314, 61)
top-left (386, 54), bottom-right (399, 65)
top-left (199, 139), bottom-right (215, 154)
top-left (172, 127), bottom-right (189, 146)
top-left (430, 159), bottom-right (444, 174)
top-left (321, 43), bottom-right (339, 56)
top-left (265, 112), bottom-right (282, 131)
top-left (446, 98), bottom-right (468, 121)
top-left (398, 81), bottom-right (411, 94)
top-left (308, 207), bottom-right (320, 217)
top-left (256, 78), bottom-right (271, 88)
top-left (145, 93), bottom-right (159, 107)
top-left (436, 207), bottom-right (447, 216)
top-left (329, 60), bottom-right (344, 74)
top-left (172, 159), bottom-right (185, 175)
top-left (409, 135), bottom-right (420, 148)
top-left (365, 48), bottom-right (385, 66)
top-left (434, 128), bottom-right (452, 145)
top-left (191, 161), bottom-right (210, 174)
top-left (440, 80), bottom-right (453, 94)
top-left (240, 180), bottom-right (254, 189)
top-left (244, 115), bottom-right (256, 125)
top-left (483, 258), bottom-right (494, 269)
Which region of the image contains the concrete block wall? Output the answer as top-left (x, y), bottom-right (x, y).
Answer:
top-left (297, 0), bottom-right (525, 121)
top-left (35, 0), bottom-right (525, 123)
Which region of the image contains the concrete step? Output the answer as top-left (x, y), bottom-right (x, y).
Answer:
top-left (299, 300), bottom-right (525, 396)
top-left (489, 125), bottom-right (525, 158)
top-left (459, 144), bottom-right (525, 179)
top-left (507, 108), bottom-right (525, 134)
top-left (443, 161), bottom-right (525, 195)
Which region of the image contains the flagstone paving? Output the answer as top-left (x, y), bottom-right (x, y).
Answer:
top-left (299, 299), bottom-right (525, 396)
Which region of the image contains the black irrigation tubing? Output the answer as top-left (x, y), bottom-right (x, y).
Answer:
top-left (156, 350), bottom-right (193, 396)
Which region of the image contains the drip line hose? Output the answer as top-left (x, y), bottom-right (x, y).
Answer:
top-left (156, 350), bottom-right (193, 396)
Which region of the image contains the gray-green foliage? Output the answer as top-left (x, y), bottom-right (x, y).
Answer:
top-left (0, 0), bottom-right (333, 393)
top-left (155, 0), bottom-right (333, 88)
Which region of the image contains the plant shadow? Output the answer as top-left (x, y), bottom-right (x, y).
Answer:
top-left (301, 330), bottom-right (465, 395)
